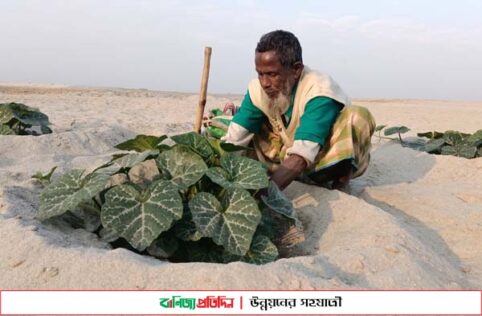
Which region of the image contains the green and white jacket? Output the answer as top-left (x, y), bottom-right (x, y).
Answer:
top-left (223, 67), bottom-right (351, 166)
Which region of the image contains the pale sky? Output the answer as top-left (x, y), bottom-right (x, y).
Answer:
top-left (1, 0), bottom-right (482, 100)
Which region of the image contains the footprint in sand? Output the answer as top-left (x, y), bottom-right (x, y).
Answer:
top-left (37, 267), bottom-right (59, 281)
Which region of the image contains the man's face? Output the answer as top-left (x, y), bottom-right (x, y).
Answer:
top-left (255, 51), bottom-right (301, 100)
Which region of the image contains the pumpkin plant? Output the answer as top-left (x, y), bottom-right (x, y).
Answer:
top-left (37, 132), bottom-right (301, 264)
top-left (0, 102), bottom-right (52, 135)
top-left (419, 129), bottom-right (482, 159)
top-left (375, 125), bottom-right (482, 159)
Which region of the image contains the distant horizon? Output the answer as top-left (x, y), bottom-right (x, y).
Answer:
top-left (1, 0), bottom-right (482, 101)
top-left (3, 80), bottom-right (481, 103)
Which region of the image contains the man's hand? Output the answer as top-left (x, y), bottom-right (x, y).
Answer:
top-left (270, 153), bottom-right (307, 191)
top-left (223, 102), bottom-right (236, 115)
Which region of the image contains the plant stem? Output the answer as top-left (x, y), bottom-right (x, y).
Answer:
top-left (373, 135), bottom-right (397, 141)
top-left (398, 132), bottom-right (404, 144)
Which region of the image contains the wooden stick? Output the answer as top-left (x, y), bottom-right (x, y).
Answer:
top-left (194, 47), bottom-right (212, 133)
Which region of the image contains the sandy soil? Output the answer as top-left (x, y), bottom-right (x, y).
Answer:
top-left (1, 84), bottom-right (481, 289)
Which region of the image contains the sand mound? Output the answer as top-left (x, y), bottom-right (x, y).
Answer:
top-left (1, 85), bottom-right (481, 289)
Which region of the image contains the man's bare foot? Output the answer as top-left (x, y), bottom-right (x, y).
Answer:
top-left (332, 175), bottom-right (350, 190)
top-left (332, 167), bottom-right (352, 191)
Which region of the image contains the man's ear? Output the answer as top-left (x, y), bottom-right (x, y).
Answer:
top-left (292, 62), bottom-right (304, 80)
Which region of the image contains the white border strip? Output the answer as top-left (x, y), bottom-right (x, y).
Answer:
top-left (1, 290), bottom-right (480, 315)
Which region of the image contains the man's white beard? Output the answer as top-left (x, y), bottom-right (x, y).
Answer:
top-left (260, 81), bottom-right (292, 117)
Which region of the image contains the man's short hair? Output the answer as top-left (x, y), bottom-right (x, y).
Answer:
top-left (256, 30), bottom-right (303, 68)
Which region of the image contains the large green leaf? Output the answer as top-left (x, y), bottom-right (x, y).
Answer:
top-left (206, 153), bottom-right (269, 190)
top-left (0, 102), bottom-right (50, 127)
top-left (176, 234), bottom-right (278, 264)
top-left (101, 180), bottom-right (183, 251)
top-left (0, 104), bottom-right (14, 124)
top-left (171, 132), bottom-right (214, 158)
top-left (261, 181), bottom-right (299, 225)
top-left (156, 145), bottom-right (208, 189)
top-left (384, 126), bottom-right (410, 136)
top-left (189, 188), bottom-right (261, 256)
top-left (114, 135), bottom-right (168, 152)
top-left (422, 138), bottom-right (446, 154)
top-left (241, 234), bottom-right (278, 265)
top-left (443, 131), bottom-right (464, 146)
top-left (205, 167), bottom-right (232, 188)
top-left (221, 154), bottom-right (269, 189)
top-left (467, 129), bottom-right (482, 146)
top-left (441, 145), bottom-right (457, 156)
top-left (0, 124), bottom-right (15, 135)
top-left (456, 144), bottom-right (477, 159)
top-left (443, 144), bottom-right (476, 159)
top-left (38, 170), bottom-right (110, 221)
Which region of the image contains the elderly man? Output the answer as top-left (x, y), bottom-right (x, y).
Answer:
top-left (222, 30), bottom-right (375, 191)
